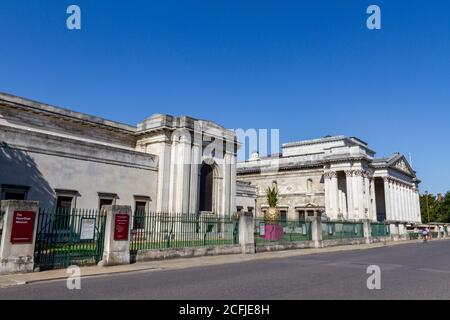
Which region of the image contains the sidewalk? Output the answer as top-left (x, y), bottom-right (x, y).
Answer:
top-left (0, 238), bottom-right (447, 288)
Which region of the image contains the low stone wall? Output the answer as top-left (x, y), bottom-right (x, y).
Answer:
top-left (133, 245), bottom-right (242, 263)
top-left (255, 241), bottom-right (315, 253)
top-left (322, 238), bottom-right (367, 248)
top-left (370, 236), bottom-right (392, 243)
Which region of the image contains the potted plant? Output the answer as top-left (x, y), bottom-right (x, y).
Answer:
top-left (264, 184), bottom-right (280, 224)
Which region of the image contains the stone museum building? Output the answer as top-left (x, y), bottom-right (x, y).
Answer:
top-left (0, 93), bottom-right (422, 224)
top-left (0, 93), bottom-right (237, 217)
top-left (236, 136), bottom-right (422, 223)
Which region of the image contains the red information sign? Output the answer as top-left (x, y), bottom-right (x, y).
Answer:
top-left (10, 211), bottom-right (36, 244)
top-left (114, 213), bottom-right (130, 241)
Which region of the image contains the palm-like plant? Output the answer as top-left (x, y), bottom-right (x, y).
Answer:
top-left (266, 185), bottom-right (279, 208)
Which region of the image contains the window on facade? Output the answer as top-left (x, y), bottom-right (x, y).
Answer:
top-left (280, 211), bottom-right (287, 225)
top-left (55, 196), bottom-right (73, 231)
top-left (307, 179), bottom-right (313, 193)
top-left (298, 210), bottom-right (306, 221)
top-left (133, 201), bottom-right (147, 229)
top-left (199, 164), bottom-right (213, 212)
top-left (99, 198), bottom-right (113, 210)
top-left (98, 193), bottom-right (118, 212)
top-left (1, 185), bottom-right (29, 200)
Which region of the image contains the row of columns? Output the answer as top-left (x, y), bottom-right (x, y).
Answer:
top-left (325, 169), bottom-right (421, 223)
top-left (324, 170), bottom-right (374, 221)
top-left (383, 177), bottom-right (420, 222)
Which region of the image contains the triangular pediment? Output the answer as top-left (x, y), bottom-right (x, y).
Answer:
top-left (389, 156), bottom-right (415, 177)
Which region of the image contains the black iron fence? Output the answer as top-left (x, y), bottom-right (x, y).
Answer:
top-left (34, 208), bottom-right (106, 270)
top-left (130, 212), bottom-right (239, 251)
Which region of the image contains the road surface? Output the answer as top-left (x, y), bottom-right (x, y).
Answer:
top-left (1, 240), bottom-right (449, 300)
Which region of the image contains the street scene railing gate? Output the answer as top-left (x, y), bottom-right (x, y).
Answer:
top-left (130, 212), bottom-right (239, 252)
top-left (322, 221), bottom-right (364, 240)
top-left (34, 208), bottom-right (106, 270)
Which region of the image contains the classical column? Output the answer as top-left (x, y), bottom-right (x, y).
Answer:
top-left (324, 173), bottom-right (331, 215)
top-left (345, 170), bottom-right (354, 219)
top-left (230, 153), bottom-right (237, 218)
top-left (330, 171), bottom-right (339, 219)
top-left (411, 187), bottom-right (417, 222)
top-left (415, 189), bottom-right (421, 222)
top-left (407, 186), bottom-right (413, 222)
top-left (370, 178), bottom-right (377, 221)
top-left (363, 172), bottom-right (371, 220)
top-left (398, 183), bottom-right (404, 221)
top-left (403, 184), bottom-right (408, 222)
top-left (383, 177), bottom-right (392, 221)
top-left (391, 182), bottom-right (398, 221)
top-left (354, 170), bottom-right (365, 220)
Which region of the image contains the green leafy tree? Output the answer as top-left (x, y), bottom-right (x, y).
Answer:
top-left (420, 191), bottom-right (450, 223)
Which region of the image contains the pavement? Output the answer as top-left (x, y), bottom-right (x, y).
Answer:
top-left (0, 237), bottom-right (447, 294)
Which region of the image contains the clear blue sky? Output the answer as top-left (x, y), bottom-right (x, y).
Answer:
top-left (1, 1), bottom-right (449, 194)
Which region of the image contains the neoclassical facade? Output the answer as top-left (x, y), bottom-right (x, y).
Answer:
top-left (0, 93), bottom-right (422, 224)
top-left (237, 136), bottom-right (421, 223)
top-left (0, 93), bottom-right (237, 217)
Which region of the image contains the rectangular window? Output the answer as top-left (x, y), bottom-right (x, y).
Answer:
top-left (55, 196), bottom-right (73, 231)
top-left (298, 210), bottom-right (306, 221)
top-left (98, 193), bottom-right (118, 211)
top-left (133, 201), bottom-right (147, 229)
top-left (280, 211), bottom-right (287, 225)
top-left (53, 189), bottom-right (79, 232)
top-left (1, 185), bottom-right (29, 200)
top-left (99, 198), bottom-right (113, 210)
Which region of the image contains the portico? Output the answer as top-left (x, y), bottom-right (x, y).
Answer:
top-left (237, 136), bottom-right (422, 224)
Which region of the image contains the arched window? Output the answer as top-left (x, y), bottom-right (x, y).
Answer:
top-left (199, 164), bottom-right (213, 212)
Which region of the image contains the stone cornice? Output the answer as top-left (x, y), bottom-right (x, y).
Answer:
top-left (0, 93), bottom-right (136, 133)
top-left (0, 125), bottom-right (158, 171)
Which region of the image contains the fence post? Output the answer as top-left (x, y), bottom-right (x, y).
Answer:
top-left (363, 219), bottom-right (372, 244)
top-left (0, 200), bottom-right (39, 274)
top-left (311, 216), bottom-right (323, 248)
top-left (239, 212), bottom-right (255, 254)
top-left (389, 222), bottom-right (399, 241)
top-left (100, 205), bottom-right (131, 266)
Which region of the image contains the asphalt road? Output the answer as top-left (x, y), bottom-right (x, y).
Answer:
top-left (1, 240), bottom-right (449, 300)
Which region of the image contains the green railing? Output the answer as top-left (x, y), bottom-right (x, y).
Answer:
top-left (34, 208), bottom-right (106, 270)
top-left (408, 232), bottom-right (421, 240)
top-left (129, 212), bottom-right (238, 251)
top-left (431, 232), bottom-right (439, 239)
top-left (254, 219), bottom-right (312, 244)
top-left (371, 222), bottom-right (390, 238)
top-left (322, 221), bottom-right (364, 240)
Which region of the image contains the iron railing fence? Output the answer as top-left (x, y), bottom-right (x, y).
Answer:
top-left (408, 232), bottom-right (421, 240)
top-left (130, 212), bottom-right (239, 251)
top-left (322, 221), bottom-right (364, 240)
top-left (34, 208), bottom-right (106, 270)
top-left (370, 222), bottom-right (390, 238)
top-left (254, 219), bottom-right (312, 244)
